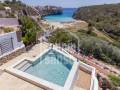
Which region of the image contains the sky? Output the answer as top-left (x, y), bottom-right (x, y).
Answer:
top-left (3, 0), bottom-right (120, 8)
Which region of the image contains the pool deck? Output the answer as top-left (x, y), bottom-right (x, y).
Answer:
top-left (0, 42), bottom-right (93, 90)
top-left (74, 69), bottom-right (91, 90)
top-left (0, 72), bottom-right (44, 90)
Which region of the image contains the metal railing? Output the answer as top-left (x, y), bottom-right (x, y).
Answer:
top-left (0, 38), bottom-right (14, 56)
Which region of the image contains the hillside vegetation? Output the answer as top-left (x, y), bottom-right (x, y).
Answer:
top-left (19, 16), bottom-right (42, 46)
top-left (0, 0), bottom-right (26, 10)
top-left (73, 3), bottom-right (120, 46)
top-left (48, 29), bottom-right (120, 67)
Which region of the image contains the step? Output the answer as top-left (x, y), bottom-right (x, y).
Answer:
top-left (15, 60), bottom-right (29, 70)
top-left (20, 63), bottom-right (32, 71)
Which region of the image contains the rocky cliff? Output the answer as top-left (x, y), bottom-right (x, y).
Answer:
top-left (35, 6), bottom-right (63, 16)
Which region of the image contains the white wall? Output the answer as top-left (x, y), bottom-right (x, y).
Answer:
top-left (0, 32), bottom-right (25, 56)
top-left (79, 61), bottom-right (98, 90)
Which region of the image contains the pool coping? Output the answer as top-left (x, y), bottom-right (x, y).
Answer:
top-left (5, 47), bottom-right (79, 90)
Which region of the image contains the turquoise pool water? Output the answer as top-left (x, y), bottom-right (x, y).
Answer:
top-left (25, 49), bottom-right (73, 86)
top-left (44, 8), bottom-right (76, 22)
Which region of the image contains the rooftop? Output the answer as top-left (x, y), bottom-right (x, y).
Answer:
top-left (0, 18), bottom-right (19, 27)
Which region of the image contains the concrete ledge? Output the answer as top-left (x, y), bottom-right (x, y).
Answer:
top-left (0, 46), bottom-right (26, 66)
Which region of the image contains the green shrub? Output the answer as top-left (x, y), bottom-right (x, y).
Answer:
top-left (78, 36), bottom-right (120, 66)
top-left (19, 16), bottom-right (42, 46)
top-left (49, 29), bottom-right (120, 67)
top-left (22, 31), bottom-right (36, 46)
top-left (22, 36), bottom-right (29, 46)
top-left (108, 74), bottom-right (120, 87)
top-left (48, 29), bottom-right (75, 44)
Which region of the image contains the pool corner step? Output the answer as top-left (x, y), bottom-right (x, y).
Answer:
top-left (20, 63), bottom-right (32, 71)
top-left (15, 60), bottom-right (30, 70)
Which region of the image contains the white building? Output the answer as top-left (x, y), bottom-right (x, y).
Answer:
top-left (0, 31), bottom-right (25, 57)
top-left (4, 6), bottom-right (11, 13)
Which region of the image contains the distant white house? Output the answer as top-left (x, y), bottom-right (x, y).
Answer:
top-left (4, 6), bottom-right (11, 13)
top-left (0, 6), bottom-right (12, 17)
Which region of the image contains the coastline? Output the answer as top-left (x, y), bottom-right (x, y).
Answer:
top-left (43, 8), bottom-right (76, 22)
top-left (41, 19), bottom-right (88, 32)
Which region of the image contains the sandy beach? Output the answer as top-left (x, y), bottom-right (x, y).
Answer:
top-left (41, 20), bottom-right (88, 32)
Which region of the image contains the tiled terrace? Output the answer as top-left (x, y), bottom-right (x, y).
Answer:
top-left (0, 42), bottom-right (92, 90)
top-left (74, 68), bottom-right (91, 90)
top-left (0, 72), bottom-right (44, 90)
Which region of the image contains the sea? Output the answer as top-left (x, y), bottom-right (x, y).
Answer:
top-left (44, 8), bottom-right (77, 22)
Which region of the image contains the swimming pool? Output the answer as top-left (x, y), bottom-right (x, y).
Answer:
top-left (24, 49), bottom-right (73, 86)
top-left (5, 46), bottom-right (99, 90)
top-left (6, 47), bottom-right (79, 90)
